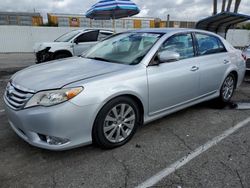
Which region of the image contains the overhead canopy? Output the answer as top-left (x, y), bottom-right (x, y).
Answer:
top-left (196, 12), bottom-right (250, 38)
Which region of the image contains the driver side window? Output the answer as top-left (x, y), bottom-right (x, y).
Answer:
top-left (159, 33), bottom-right (195, 60)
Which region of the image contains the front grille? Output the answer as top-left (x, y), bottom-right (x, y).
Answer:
top-left (246, 59), bottom-right (250, 69)
top-left (4, 82), bottom-right (34, 110)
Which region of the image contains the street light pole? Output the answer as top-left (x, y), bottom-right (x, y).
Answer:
top-left (167, 14), bottom-right (170, 27)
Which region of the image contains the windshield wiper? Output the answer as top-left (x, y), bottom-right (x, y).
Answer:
top-left (87, 57), bottom-right (112, 63)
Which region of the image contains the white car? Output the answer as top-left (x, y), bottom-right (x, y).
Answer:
top-left (34, 29), bottom-right (113, 63)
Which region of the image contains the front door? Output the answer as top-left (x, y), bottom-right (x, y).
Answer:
top-left (73, 30), bottom-right (99, 56)
top-left (147, 33), bottom-right (200, 115)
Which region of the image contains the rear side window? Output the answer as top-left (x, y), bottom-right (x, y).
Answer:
top-left (159, 33), bottom-right (195, 60)
top-left (195, 33), bottom-right (227, 55)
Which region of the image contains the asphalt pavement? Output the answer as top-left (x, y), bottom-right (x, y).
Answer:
top-left (0, 54), bottom-right (249, 188)
top-left (0, 53), bottom-right (35, 78)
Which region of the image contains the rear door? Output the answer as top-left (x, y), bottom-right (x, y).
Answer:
top-left (193, 32), bottom-right (229, 95)
top-left (147, 33), bottom-right (200, 115)
top-left (73, 30), bottom-right (99, 56)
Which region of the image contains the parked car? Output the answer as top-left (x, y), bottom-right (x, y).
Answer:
top-left (34, 29), bottom-right (114, 63)
top-left (4, 28), bottom-right (246, 150)
top-left (242, 45), bottom-right (250, 71)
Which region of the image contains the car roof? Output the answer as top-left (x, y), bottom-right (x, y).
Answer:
top-left (127, 28), bottom-right (217, 36)
top-left (72, 29), bottom-right (114, 33)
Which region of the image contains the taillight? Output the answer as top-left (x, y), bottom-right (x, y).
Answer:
top-left (242, 53), bottom-right (247, 61)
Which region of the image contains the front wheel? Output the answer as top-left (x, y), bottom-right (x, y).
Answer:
top-left (92, 97), bottom-right (140, 149)
top-left (54, 53), bottom-right (70, 60)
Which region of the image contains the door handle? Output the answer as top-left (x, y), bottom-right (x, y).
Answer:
top-left (224, 59), bottom-right (230, 64)
top-left (190, 66), bottom-right (199, 72)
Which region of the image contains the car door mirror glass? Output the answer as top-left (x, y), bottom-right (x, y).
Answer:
top-left (158, 50), bottom-right (180, 63)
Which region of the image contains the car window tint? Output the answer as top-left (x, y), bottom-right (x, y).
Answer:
top-left (159, 33), bottom-right (194, 60)
top-left (98, 32), bottom-right (113, 41)
top-left (196, 33), bottom-right (227, 55)
top-left (76, 30), bottom-right (99, 43)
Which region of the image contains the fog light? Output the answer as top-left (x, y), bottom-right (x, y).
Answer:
top-left (46, 136), bottom-right (69, 145)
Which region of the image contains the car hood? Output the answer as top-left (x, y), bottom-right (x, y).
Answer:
top-left (33, 42), bottom-right (70, 52)
top-left (11, 57), bottom-right (127, 92)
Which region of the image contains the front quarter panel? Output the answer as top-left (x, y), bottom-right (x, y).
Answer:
top-left (65, 64), bottom-right (148, 121)
top-left (48, 42), bottom-right (74, 55)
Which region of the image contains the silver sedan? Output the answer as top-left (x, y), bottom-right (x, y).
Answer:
top-left (4, 28), bottom-right (246, 150)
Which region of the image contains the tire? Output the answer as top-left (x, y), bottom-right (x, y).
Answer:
top-left (54, 53), bottom-right (70, 60)
top-left (92, 96), bottom-right (141, 149)
top-left (216, 73), bottom-right (236, 105)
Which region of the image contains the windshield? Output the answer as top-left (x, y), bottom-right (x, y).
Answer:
top-left (83, 32), bottom-right (162, 65)
top-left (54, 30), bottom-right (81, 42)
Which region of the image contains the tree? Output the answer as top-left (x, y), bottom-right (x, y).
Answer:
top-left (221, 0), bottom-right (226, 12)
top-left (234, 0), bottom-right (241, 13)
top-left (226, 0), bottom-right (233, 12)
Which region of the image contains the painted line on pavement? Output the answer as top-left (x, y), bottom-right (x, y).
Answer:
top-left (0, 109), bottom-right (5, 113)
top-left (136, 117), bottom-right (250, 188)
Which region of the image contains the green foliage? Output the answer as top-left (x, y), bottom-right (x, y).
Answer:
top-left (39, 22), bottom-right (58, 27)
top-left (241, 23), bottom-right (250, 30)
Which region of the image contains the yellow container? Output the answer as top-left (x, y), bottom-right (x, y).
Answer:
top-left (32, 16), bottom-right (43, 26)
top-left (134, 19), bottom-right (141, 28)
top-left (150, 20), bottom-right (155, 28)
top-left (160, 21), bottom-right (166, 28)
top-left (48, 14), bottom-right (58, 25)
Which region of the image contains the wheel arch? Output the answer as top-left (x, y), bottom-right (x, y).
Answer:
top-left (229, 70), bottom-right (238, 88)
top-left (53, 50), bottom-right (73, 58)
top-left (91, 93), bottom-right (145, 140)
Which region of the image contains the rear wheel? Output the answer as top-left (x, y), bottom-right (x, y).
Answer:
top-left (217, 73), bottom-right (236, 105)
top-left (92, 97), bottom-right (140, 149)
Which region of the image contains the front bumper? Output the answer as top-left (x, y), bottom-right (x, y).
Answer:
top-left (4, 98), bottom-right (100, 150)
top-left (36, 49), bottom-right (53, 63)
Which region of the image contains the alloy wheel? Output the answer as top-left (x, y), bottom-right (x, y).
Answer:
top-left (222, 75), bottom-right (235, 101)
top-left (103, 103), bottom-right (136, 143)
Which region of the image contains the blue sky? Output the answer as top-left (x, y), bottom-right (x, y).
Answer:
top-left (0, 0), bottom-right (250, 21)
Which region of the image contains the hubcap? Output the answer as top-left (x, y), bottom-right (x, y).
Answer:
top-left (103, 103), bottom-right (136, 143)
top-left (222, 76), bottom-right (234, 101)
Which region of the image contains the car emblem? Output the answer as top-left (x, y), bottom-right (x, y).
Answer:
top-left (7, 86), bottom-right (14, 97)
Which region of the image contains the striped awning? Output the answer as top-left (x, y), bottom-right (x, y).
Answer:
top-left (86, 0), bottom-right (140, 20)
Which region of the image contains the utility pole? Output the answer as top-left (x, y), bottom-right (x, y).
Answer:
top-left (213, 0), bottom-right (217, 15)
top-left (167, 14), bottom-right (170, 27)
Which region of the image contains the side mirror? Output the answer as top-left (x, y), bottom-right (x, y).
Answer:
top-left (74, 39), bottom-right (79, 45)
top-left (158, 50), bottom-right (180, 63)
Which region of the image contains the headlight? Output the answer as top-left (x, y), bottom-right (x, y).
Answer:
top-left (25, 87), bottom-right (83, 108)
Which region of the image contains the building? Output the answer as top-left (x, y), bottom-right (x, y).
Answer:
top-left (0, 11), bottom-right (196, 29)
top-left (47, 13), bottom-right (196, 29)
top-left (47, 13), bottom-right (158, 29)
top-left (0, 12), bottom-right (43, 26)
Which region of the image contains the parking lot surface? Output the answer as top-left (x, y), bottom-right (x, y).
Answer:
top-left (0, 58), bottom-right (249, 187)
